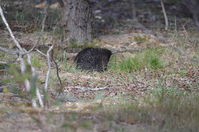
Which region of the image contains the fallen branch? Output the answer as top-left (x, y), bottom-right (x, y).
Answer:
top-left (65, 86), bottom-right (108, 91)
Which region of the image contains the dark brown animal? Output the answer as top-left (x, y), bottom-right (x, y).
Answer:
top-left (74, 48), bottom-right (112, 72)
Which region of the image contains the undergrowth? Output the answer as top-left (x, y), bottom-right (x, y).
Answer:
top-left (42, 86), bottom-right (199, 132)
top-left (98, 87), bottom-right (199, 132)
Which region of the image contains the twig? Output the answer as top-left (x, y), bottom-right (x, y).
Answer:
top-left (51, 49), bottom-right (63, 87)
top-left (41, 5), bottom-right (48, 33)
top-left (160, 0), bottom-right (169, 30)
top-left (24, 43), bottom-right (37, 55)
top-left (19, 55), bottom-right (30, 91)
top-left (44, 45), bottom-right (54, 92)
top-left (19, 54), bottom-right (38, 107)
top-left (27, 54), bottom-right (44, 108)
top-left (0, 43), bottom-right (36, 56)
top-left (0, 6), bottom-right (42, 108)
top-left (36, 49), bottom-right (47, 57)
top-left (0, 46), bottom-right (21, 55)
top-left (0, 6), bottom-right (23, 51)
top-left (0, 5), bottom-right (36, 56)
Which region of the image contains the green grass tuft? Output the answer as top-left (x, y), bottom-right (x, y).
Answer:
top-left (116, 57), bottom-right (142, 72)
top-left (143, 47), bottom-right (164, 69)
top-left (108, 47), bottom-right (165, 72)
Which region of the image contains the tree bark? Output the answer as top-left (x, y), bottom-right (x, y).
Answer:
top-left (61, 0), bottom-right (92, 43)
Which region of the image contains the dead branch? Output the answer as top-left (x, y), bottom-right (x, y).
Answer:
top-left (51, 49), bottom-right (63, 88)
top-left (18, 54), bottom-right (38, 107)
top-left (0, 46), bottom-right (21, 55)
top-left (27, 54), bottom-right (44, 107)
top-left (36, 49), bottom-right (47, 57)
top-left (44, 45), bottom-right (54, 92)
top-left (160, 0), bottom-right (169, 30)
top-left (0, 7), bottom-right (23, 51)
top-left (0, 5), bottom-right (43, 108)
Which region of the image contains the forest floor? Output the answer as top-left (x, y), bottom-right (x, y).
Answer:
top-left (0, 27), bottom-right (199, 132)
top-left (0, 1), bottom-right (199, 132)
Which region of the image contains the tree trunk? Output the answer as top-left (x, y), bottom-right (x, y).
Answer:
top-left (182, 0), bottom-right (199, 29)
top-left (61, 0), bottom-right (92, 43)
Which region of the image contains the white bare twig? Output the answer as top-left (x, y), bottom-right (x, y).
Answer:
top-left (0, 6), bottom-right (37, 55)
top-left (27, 54), bottom-right (44, 108)
top-left (44, 45), bottom-right (54, 92)
top-left (36, 49), bottom-right (47, 57)
top-left (19, 54), bottom-right (38, 107)
top-left (0, 46), bottom-right (21, 55)
top-left (65, 86), bottom-right (108, 91)
top-left (19, 55), bottom-right (30, 91)
top-left (0, 6), bottom-right (23, 51)
top-left (0, 5), bottom-right (57, 108)
top-left (0, 5), bottom-right (43, 108)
